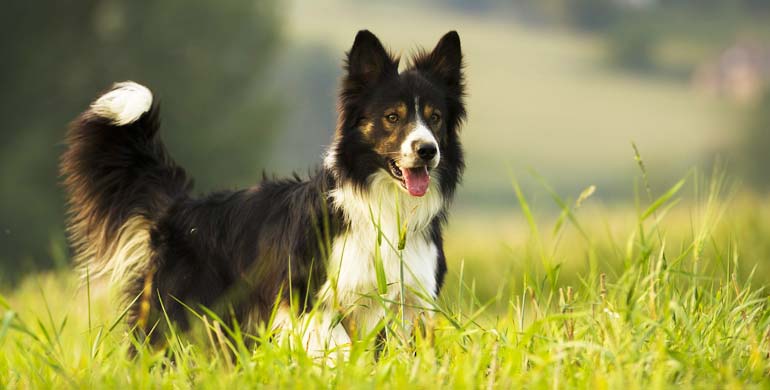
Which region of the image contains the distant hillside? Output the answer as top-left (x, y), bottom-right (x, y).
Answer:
top-left (267, 0), bottom-right (736, 206)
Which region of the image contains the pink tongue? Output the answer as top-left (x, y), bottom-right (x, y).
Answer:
top-left (402, 167), bottom-right (430, 197)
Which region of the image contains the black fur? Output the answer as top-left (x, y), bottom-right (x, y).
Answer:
top-left (60, 30), bottom-right (466, 345)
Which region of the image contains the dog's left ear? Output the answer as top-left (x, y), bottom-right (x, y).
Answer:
top-left (414, 31), bottom-right (463, 91)
top-left (346, 30), bottom-right (398, 86)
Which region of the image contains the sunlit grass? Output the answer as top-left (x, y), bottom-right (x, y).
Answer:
top-left (3, 157), bottom-right (770, 388)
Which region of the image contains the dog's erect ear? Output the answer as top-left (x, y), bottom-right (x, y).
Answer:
top-left (346, 30), bottom-right (397, 85)
top-left (414, 31), bottom-right (463, 90)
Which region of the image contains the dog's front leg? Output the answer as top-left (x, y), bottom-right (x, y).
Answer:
top-left (301, 309), bottom-right (351, 363)
top-left (395, 297), bottom-right (437, 344)
top-left (271, 305), bottom-right (351, 364)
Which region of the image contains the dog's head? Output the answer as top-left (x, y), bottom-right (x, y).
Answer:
top-left (327, 30), bottom-right (465, 198)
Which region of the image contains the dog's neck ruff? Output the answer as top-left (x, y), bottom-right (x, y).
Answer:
top-left (329, 171), bottom-right (443, 237)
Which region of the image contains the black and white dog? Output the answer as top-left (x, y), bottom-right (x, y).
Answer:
top-left (61, 30), bottom-right (465, 355)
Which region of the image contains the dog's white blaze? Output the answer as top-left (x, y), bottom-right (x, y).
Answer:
top-left (400, 97), bottom-right (440, 165)
top-left (91, 81), bottom-right (153, 126)
top-left (321, 170), bottom-right (443, 336)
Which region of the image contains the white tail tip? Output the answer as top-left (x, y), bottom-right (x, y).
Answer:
top-left (91, 81), bottom-right (153, 126)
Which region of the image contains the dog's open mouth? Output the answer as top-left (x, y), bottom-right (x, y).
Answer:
top-left (388, 159), bottom-right (430, 197)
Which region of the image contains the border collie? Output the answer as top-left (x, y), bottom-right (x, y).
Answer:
top-left (60, 30), bottom-right (465, 356)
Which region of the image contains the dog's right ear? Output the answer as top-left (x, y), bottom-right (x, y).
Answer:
top-left (345, 30), bottom-right (398, 85)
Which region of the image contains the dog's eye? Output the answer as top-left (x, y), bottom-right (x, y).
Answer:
top-left (430, 113), bottom-right (441, 123)
top-left (385, 114), bottom-right (399, 123)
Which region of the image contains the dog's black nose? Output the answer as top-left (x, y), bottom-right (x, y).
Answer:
top-left (416, 143), bottom-right (437, 161)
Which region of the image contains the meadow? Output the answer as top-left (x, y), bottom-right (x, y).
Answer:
top-left (3, 157), bottom-right (770, 389)
top-left (3, 2), bottom-right (768, 388)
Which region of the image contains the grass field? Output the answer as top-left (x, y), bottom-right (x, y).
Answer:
top-left (2, 2), bottom-right (767, 388)
top-left (3, 159), bottom-right (770, 388)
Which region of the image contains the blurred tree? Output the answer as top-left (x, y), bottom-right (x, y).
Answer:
top-left (564, 0), bottom-right (619, 31)
top-left (741, 90), bottom-right (770, 191)
top-left (513, 0), bottom-right (769, 77)
top-left (0, 0), bottom-right (282, 283)
top-left (742, 0), bottom-right (770, 13)
top-left (263, 44), bottom-right (339, 175)
top-left (606, 19), bottom-right (658, 72)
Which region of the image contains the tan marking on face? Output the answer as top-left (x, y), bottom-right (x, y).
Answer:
top-left (382, 102), bottom-right (408, 130)
top-left (363, 101), bottom-right (407, 152)
top-left (422, 103), bottom-right (442, 132)
top-left (373, 128), bottom-right (405, 156)
top-left (422, 103), bottom-right (434, 119)
top-left (359, 120), bottom-right (375, 137)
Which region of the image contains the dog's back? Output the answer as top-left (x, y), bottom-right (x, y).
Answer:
top-left (61, 82), bottom-right (334, 339)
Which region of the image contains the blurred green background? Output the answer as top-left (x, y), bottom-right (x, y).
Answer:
top-left (1, 0), bottom-right (769, 285)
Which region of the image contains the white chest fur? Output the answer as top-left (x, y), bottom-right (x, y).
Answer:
top-left (320, 172), bottom-right (444, 335)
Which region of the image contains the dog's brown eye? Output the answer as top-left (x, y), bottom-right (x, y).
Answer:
top-left (386, 114), bottom-right (399, 123)
top-left (430, 113), bottom-right (441, 123)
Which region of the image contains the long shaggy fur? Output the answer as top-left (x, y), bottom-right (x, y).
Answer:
top-left (61, 84), bottom-right (190, 286)
top-left (60, 31), bottom-right (466, 350)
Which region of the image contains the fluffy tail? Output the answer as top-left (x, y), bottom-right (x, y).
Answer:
top-left (60, 81), bottom-right (191, 284)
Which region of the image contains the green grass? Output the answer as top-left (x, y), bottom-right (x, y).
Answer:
top-left (3, 159), bottom-right (770, 388)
